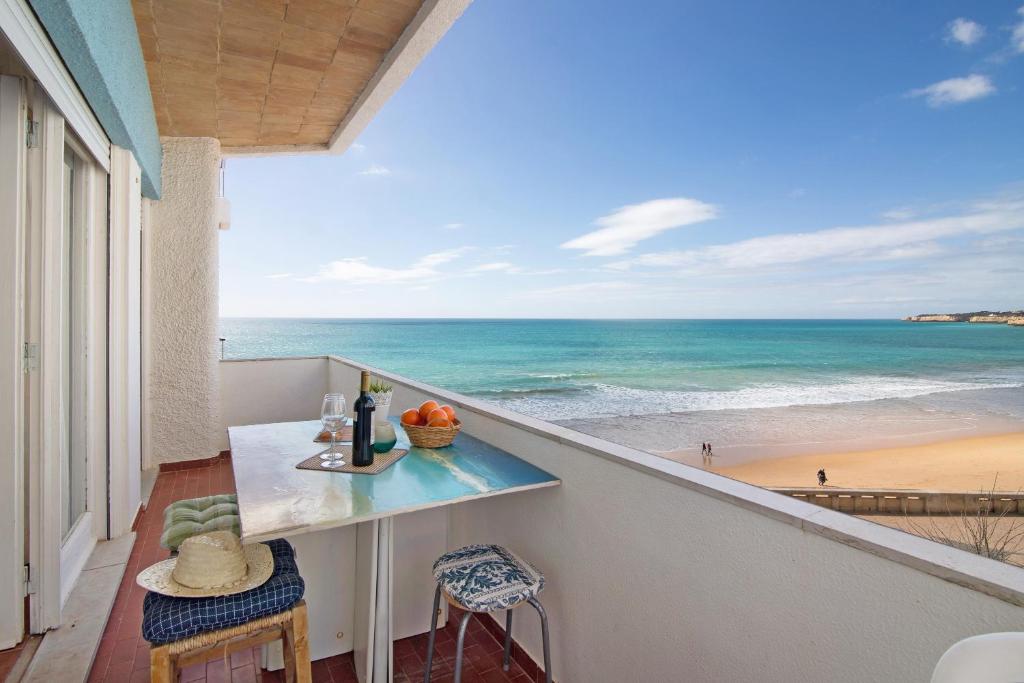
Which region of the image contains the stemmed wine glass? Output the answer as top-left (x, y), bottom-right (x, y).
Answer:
top-left (320, 393), bottom-right (347, 468)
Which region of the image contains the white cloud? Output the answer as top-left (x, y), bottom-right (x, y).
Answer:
top-left (1014, 7), bottom-right (1024, 52)
top-left (853, 242), bottom-right (946, 261)
top-left (608, 193), bottom-right (1024, 272)
top-left (358, 164), bottom-right (391, 176)
top-left (350, 142), bottom-right (366, 152)
top-left (832, 295), bottom-right (934, 306)
top-left (266, 273), bottom-right (292, 279)
top-left (561, 197), bottom-right (718, 256)
top-left (947, 18), bottom-right (985, 46)
top-left (882, 207), bottom-right (916, 221)
top-left (301, 247), bottom-right (473, 284)
top-left (522, 281), bottom-right (645, 298)
top-left (908, 74), bottom-right (995, 107)
top-left (415, 247), bottom-right (474, 268)
top-left (470, 262), bottom-right (522, 274)
top-left (443, 222), bottom-right (464, 230)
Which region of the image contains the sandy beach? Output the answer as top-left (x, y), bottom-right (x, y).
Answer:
top-left (712, 431), bottom-right (1024, 491)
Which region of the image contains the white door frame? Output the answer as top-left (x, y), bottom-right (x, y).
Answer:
top-left (2, 0), bottom-right (115, 634)
top-left (0, 74), bottom-right (28, 650)
top-left (25, 91), bottom-right (110, 630)
top-left (0, 0), bottom-right (109, 171)
top-left (25, 87), bottom-right (66, 631)
top-left (108, 145), bottom-right (142, 538)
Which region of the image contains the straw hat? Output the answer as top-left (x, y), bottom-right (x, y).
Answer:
top-left (137, 531), bottom-right (273, 598)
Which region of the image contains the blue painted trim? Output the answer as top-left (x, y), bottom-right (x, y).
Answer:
top-left (28, 0), bottom-right (162, 198)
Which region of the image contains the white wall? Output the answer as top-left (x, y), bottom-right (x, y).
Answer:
top-left (218, 358), bottom-right (328, 452)
top-left (326, 356), bottom-right (1024, 683)
top-left (222, 356), bottom-right (1024, 683)
top-left (145, 137), bottom-right (221, 464)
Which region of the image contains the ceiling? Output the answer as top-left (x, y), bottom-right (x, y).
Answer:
top-left (131, 0), bottom-right (427, 152)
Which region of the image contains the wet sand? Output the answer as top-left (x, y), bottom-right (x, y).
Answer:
top-left (710, 431), bottom-right (1024, 491)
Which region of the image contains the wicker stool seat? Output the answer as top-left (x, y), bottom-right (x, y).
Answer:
top-left (144, 538), bottom-right (310, 682)
top-left (424, 544), bottom-right (552, 683)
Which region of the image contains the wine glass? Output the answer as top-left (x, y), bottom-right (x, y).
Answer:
top-left (320, 393), bottom-right (347, 467)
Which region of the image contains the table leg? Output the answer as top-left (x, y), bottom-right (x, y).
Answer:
top-left (374, 517), bottom-right (394, 683)
top-left (354, 518), bottom-right (394, 683)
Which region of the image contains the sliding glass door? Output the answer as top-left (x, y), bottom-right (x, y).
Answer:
top-left (60, 146), bottom-right (88, 541)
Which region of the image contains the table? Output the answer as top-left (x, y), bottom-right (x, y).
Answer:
top-left (228, 418), bottom-right (560, 683)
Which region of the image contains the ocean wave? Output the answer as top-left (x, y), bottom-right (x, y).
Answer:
top-left (521, 372), bottom-right (599, 380)
top-left (487, 376), bottom-right (1024, 420)
top-left (470, 386), bottom-right (584, 397)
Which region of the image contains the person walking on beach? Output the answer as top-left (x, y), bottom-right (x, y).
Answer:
top-left (706, 442), bottom-right (713, 459)
top-left (701, 442), bottom-right (707, 459)
top-left (817, 468), bottom-right (827, 487)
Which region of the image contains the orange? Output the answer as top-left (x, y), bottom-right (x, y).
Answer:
top-left (425, 408), bottom-right (448, 424)
top-left (418, 400), bottom-right (440, 421)
top-left (400, 409), bottom-right (423, 426)
top-left (440, 405), bottom-right (456, 420)
top-left (427, 415), bottom-right (452, 428)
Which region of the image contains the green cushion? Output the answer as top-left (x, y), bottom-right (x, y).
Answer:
top-left (160, 494), bottom-right (240, 551)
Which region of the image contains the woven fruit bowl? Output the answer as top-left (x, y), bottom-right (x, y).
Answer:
top-left (402, 419), bottom-right (462, 448)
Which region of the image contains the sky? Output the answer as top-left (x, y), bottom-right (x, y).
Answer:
top-left (220, 1), bottom-right (1024, 319)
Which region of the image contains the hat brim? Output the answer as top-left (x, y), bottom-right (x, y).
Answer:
top-left (136, 543), bottom-right (273, 598)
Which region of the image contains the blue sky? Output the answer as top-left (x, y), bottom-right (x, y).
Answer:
top-left (220, 1), bottom-right (1024, 318)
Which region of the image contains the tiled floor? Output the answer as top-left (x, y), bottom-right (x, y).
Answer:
top-left (87, 457), bottom-right (543, 683)
top-left (0, 636), bottom-right (36, 681)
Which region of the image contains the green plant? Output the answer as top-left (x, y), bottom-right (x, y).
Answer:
top-left (368, 378), bottom-right (393, 394)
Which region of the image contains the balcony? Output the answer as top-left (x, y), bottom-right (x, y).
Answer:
top-left (87, 354), bottom-right (1024, 682)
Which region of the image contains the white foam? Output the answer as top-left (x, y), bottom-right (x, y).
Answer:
top-left (490, 376), bottom-right (1024, 420)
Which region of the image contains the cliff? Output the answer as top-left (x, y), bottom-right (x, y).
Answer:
top-left (904, 310), bottom-right (1024, 327)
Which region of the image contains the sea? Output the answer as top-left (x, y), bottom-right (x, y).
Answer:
top-left (220, 319), bottom-right (1024, 465)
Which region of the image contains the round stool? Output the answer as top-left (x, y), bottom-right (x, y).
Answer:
top-left (424, 544), bottom-right (551, 683)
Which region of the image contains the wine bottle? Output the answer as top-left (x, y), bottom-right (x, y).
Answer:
top-left (352, 371), bottom-right (376, 466)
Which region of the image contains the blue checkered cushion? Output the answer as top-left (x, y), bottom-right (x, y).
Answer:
top-left (432, 544), bottom-right (544, 613)
top-left (142, 538), bottom-right (304, 645)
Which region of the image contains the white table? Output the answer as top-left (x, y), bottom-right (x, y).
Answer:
top-left (228, 418), bottom-right (560, 683)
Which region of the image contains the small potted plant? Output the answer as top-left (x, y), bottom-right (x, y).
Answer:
top-left (368, 378), bottom-right (394, 421)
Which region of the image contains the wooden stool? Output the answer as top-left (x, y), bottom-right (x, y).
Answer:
top-left (149, 599), bottom-right (311, 683)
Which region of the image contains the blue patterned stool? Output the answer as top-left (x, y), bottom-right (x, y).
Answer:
top-left (143, 538), bottom-right (310, 683)
top-left (424, 544), bottom-right (552, 683)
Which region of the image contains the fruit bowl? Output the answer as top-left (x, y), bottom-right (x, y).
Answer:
top-left (402, 418), bottom-right (462, 448)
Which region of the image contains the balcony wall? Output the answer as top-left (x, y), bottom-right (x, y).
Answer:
top-left (219, 356), bottom-right (1024, 682)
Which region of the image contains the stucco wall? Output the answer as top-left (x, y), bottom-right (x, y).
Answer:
top-left (146, 137), bottom-right (220, 463)
top-left (28, 0), bottom-right (161, 197)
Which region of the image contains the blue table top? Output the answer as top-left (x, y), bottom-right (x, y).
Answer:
top-left (228, 418), bottom-right (560, 542)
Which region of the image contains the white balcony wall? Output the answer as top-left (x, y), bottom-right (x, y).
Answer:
top-left (144, 137), bottom-right (221, 465)
top-left (218, 357), bottom-right (329, 452)
top-left (220, 356), bottom-right (1024, 683)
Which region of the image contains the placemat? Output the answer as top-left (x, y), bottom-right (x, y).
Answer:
top-left (295, 447), bottom-right (409, 475)
top-left (314, 425), bottom-right (353, 443)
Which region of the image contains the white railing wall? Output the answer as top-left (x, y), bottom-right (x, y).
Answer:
top-left (220, 356), bottom-right (1024, 683)
top-left (218, 357), bottom-right (328, 452)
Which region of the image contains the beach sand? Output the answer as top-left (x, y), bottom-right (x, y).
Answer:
top-left (711, 431), bottom-right (1024, 491)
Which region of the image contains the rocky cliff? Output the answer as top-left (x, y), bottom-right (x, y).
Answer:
top-left (904, 311), bottom-right (1024, 326)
